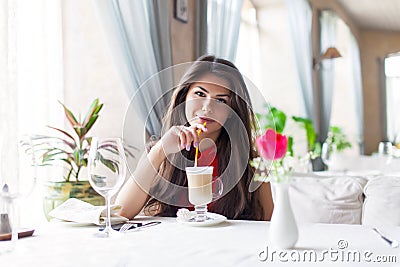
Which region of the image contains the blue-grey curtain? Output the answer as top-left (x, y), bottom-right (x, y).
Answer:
top-left (93, 0), bottom-right (173, 137)
top-left (207, 0), bottom-right (243, 62)
top-left (348, 34), bottom-right (364, 153)
top-left (285, 0), bottom-right (314, 121)
top-left (380, 57), bottom-right (388, 142)
top-left (318, 10), bottom-right (338, 142)
top-left (195, 0), bottom-right (208, 58)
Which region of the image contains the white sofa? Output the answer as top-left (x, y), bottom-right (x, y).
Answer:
top-left (288, 172), bottom-right (400, 227)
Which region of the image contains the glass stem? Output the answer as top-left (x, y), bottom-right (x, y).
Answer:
top-left (9, 199), bottom-right (18, 251)
top-left (104, 196), bottom-right (112, 235)
top-left (194, 205), bottom-right (207, 222)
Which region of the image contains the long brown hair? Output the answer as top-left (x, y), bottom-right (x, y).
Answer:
top-left (145, 55), bottom-right (265, 220)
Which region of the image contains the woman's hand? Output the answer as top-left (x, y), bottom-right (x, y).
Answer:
top-left (159, 124), bottom-right (208, 156)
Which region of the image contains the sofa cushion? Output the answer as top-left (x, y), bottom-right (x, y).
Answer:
top-left (288, 174), bottom-right (367, 224)
top-left (362, 176), bottom-right (400, 226)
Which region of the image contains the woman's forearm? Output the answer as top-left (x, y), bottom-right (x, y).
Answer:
top-left (115, 142), bottom-right (167, 218)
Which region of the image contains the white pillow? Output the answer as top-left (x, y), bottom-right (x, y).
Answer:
top-left (288, 175), bottom-right (367, 224)
top-left (362, 176), bottom-right (400, 226)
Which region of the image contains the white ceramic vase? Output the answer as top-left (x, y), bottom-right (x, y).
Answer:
top-left (269, 181), bottom-right (298, 249)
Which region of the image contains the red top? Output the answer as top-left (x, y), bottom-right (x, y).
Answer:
top-left (197, 145), bottom-right (218, 177)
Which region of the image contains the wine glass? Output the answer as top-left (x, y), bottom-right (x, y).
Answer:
top-left (321, 142), bottom-right (337, 171)
top-left (88, 137), bottom-right (126, 237)
top-left (0, 134), bottom-right (37, 250)
top-left (378, 141), bottom-right (393, 165)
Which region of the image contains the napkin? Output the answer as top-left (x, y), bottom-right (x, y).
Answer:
top-left (176, 208), bottom-right (195, 222)
top-left (48, 198), bottom-right (128, 226)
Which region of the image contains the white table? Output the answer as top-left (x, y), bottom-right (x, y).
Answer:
top-left (1, 217), bottom-right (399, 267)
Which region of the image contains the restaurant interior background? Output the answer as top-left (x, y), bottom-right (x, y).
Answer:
top-left (1, 0), bottom-right (400, 223)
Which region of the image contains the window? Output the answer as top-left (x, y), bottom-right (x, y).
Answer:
top-left (236, 3), bottom-right (362, 156)
top-left (329, 17), bottom-right (361, 156)
top-left (236, 0), bottom-right (310, 156)
top-left (385, 54), bottom-right (400, 144)
top-left (0, 0), bottom-right (64, 225)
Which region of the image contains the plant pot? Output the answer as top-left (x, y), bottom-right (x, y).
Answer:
top-left (311, 156), bottom-right (325, 171)
top-left (43, 181), bottom-right (104, 221)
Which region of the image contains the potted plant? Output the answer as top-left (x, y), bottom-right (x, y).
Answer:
top-left (292, 116), bottom-right (352, 170)
top-left (33, 99), bottom-right (109, 219)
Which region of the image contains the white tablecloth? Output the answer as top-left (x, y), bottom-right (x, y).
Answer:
top-left (1, 217), bottom-right (399, 267)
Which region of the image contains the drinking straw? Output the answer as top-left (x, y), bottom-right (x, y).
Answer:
top-left (194, 122), bottom-right (207, 167)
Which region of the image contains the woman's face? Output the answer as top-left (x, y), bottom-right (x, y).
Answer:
top-left (185, 74), bottom-right (232, 141)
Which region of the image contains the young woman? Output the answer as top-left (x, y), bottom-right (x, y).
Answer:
top-left (116, 55), bottom-right (273, 220)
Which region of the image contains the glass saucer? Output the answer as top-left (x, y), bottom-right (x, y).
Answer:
top-left (176, 212), bottom-right (227, 227)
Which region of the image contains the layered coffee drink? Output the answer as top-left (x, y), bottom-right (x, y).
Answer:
top-left (186, 166), bottom-right (213, 206)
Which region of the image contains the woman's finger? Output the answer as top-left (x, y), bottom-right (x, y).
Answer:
top-left (178, 128), bottom-right (188, 149)
top-left (183, 131), bottom-right (194, 151)
top-left (194, 123), bottom-right (208, 133)
top-left (186, 127), bottom-right (199, 148)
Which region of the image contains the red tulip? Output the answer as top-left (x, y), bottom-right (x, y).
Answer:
top-left (256, 129), bottom-right (288, 160)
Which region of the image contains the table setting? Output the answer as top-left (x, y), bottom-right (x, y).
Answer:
top-left (1, 133), bottom-right (400, 266)
top-left (1, 214), bottom-right (400, 267)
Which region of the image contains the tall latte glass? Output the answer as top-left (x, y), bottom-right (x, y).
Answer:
top-left (186, 166), bottom-right (223, 222)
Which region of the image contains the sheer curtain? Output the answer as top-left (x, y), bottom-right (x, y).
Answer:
top-left (385, 55), bottom-right (400, 144)
top-left (0, 0), bottom-right (64, 225)
top-left (1, 0), bottom-right (63, 169)
top-left (93, 0), bottom-right (173, 138)
top-left (207, 0), bottom-right (243, 62)
top-left (285, 0), bottom-right (314, 120)
top-left (386, 77), bottom-right (400, 143)
top-left (348, 34), bottom-right (364, 153)
top-left (318, 10), bottom-right (338, 142)
top-left (235, 1), bottom-right (262, 90)
top-left (195, 0), bottom-right (208, 58)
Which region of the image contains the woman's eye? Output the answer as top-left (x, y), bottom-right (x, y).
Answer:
top-left (195, 91), bottom-right (206, 97)
top-left (216, 98), bottom-right (227, 104)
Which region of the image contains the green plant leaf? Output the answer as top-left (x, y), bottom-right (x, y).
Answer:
top-left (123, 143), bottom-right (139, 158)
top-left (84, 114), bottom-right (99, 135)
top-left (73, 126), bottom-right (84, 140)
top-left (45, 126), bottom-right (76, 143)
top-left (100, 143), bottom-right (119, 154)
top-left (93, 103), bottom-right (103, 115)
top-left (287, 136), bottom-right (294, 157)
top-left (292, 116), bottom-right (317, 151)
top-left (31, 135), bottom-right (76, 152)
top-left (81, 158), bottom-right (88, 167)
top-left (74, 149), bottom-right (79, 162)
top-left (327, 125), bottom-right (352, 152)
top-left (82, 99), bottom-right (98, 125)
top-left (98, 153), bottom-right (119, 174)
top-left (58, 101), bottom-right (79, 127)
top-left (82, 99), bottom-right (102, 128)
top-left (259, 107), bottom-right (287, 133)
top-left (42, 151), bottom-right (68, 162)
top-left (41, 146), bottom-right (73, 157)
